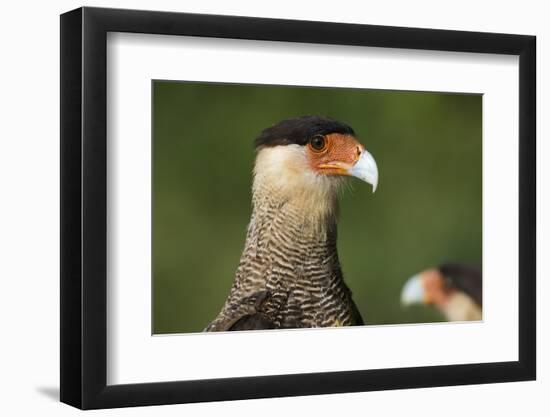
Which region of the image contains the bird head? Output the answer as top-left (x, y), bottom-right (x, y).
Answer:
top-left (401, 263), bottom-right (482, 309)
top-left (401, 268), bottom-right (452, 308)
top-left (252, 116), bottom-right (378, 205)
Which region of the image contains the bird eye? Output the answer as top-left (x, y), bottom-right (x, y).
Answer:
top-left (309, 135), bottom-right (326, 152)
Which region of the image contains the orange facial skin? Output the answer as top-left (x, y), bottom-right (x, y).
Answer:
top-left (306, 133), bottom-right (365, 176)
top-left (421, 269), bottom-right (455, 307)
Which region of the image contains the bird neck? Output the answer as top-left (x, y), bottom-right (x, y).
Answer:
top-left (227, 146), bottom-right (346, 299)
top-left (251, 180), bottom-right (339, 239)
top-left (232, 180), bottom-right (342, 294)
top-left (440, 291), bottom-right (482, 321)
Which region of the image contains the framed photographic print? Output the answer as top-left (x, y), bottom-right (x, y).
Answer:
top-left (60, 6), bottom-right (536, 409)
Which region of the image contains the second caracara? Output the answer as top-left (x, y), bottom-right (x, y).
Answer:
top-left (401, 263), bottom-right (482, 321)
top-left (205, 116), bottom-right (378, 331)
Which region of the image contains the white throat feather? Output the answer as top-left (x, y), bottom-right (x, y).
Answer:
top-left (252, 145), bottom-right (341, 231)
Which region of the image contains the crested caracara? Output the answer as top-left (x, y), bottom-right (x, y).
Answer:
top-left (205, 115), bottom-right (378, 331)
top-left (401, 263), bottom-right (482, 321)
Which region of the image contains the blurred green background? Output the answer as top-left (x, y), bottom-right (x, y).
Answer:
top-left (153, 81), bottom-right (482, 334)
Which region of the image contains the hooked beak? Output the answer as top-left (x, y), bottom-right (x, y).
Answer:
top-left (315, 134), bottom-right (379, 192)
top-left (401, 274), bottom-right (425, 306)
top-left (349, 149), bottom-right (379, 193)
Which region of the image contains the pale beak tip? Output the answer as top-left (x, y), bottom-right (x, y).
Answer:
top-left (401, 275), bottom-right (424, 306)
top-left (349, 149), bottom-right (379, 192)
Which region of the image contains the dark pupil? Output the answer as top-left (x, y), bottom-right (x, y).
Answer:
top-left (311, 135), bottom-right (325, 150)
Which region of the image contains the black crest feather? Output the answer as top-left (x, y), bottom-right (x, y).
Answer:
top-left (254, 115), bottom-right (355, 150)
top-left (439, 263), bottom-right (482, 307)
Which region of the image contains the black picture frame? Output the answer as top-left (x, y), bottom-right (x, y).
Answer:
top-left (60, 6), bottom-right (536, 410)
